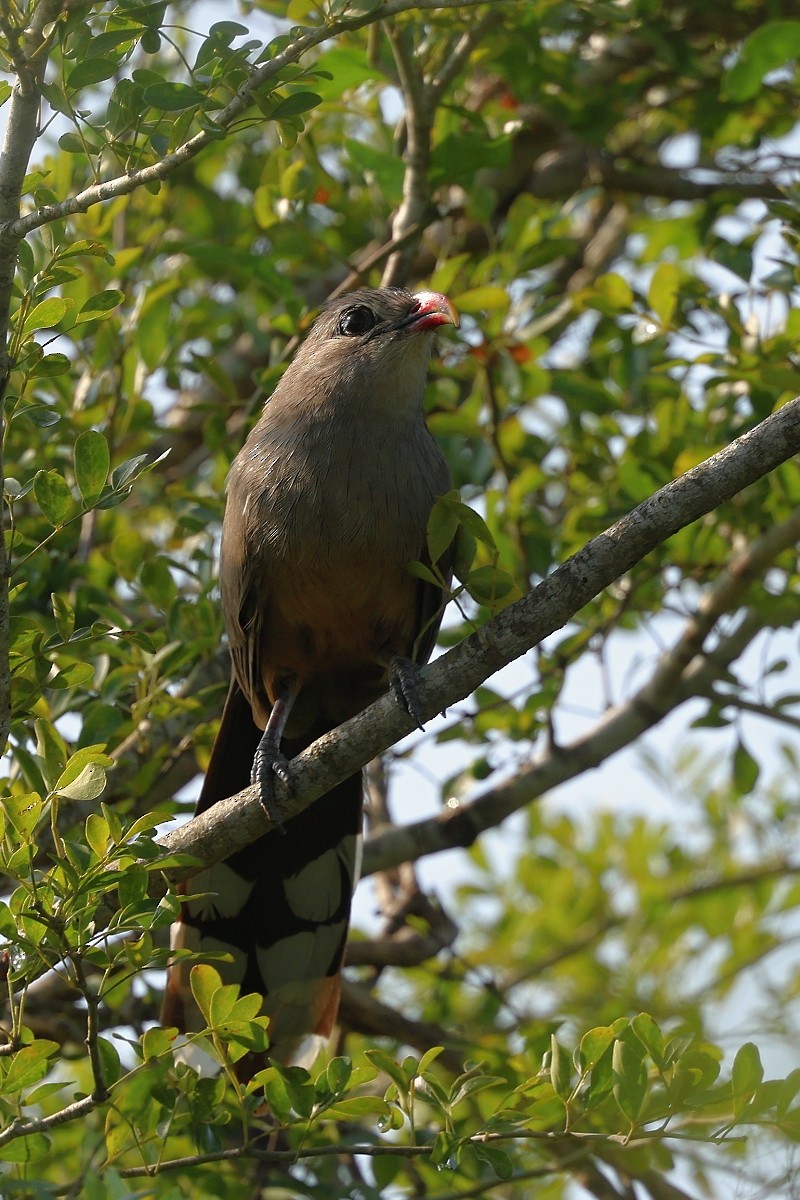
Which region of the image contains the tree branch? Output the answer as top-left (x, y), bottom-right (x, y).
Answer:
top-left (0, 0), bottom-right (68, 762)
top-left (382, 25), bottom-right (434, 287)
top-left (4, 1), bottom-right (519, 243)
top-left (155, 397), bottom-right (800, 883)
top-left (382, 11), bottom-right (500, 287)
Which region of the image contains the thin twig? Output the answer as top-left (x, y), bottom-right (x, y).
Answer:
top-left (71, 955), bottom-right (108, 1103)
top-left (0, 1094), bottom-right (97, 1147)
top-left (429, 9), bottom-right (501, 104)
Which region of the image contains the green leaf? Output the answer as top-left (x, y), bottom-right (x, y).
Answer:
top-left (22, 1080), bottom-right (68, 1107)
top-left (465, 564), bottom-right (520, 609)
top-left (0, 900), bottom-right (17, 938)
top-left (51, 591), bottom-right (75, 641)
top-left (140, 557), bottom-right (177, 609)
top-left (370, 1147), bottom-right (402, 1191)
top-left (58, 132), bottom-right (91, 154)
top-left (418, 1046), bottom-right (445, 1074)
top-left (111, 452), bottom-right (160, 490)
top-left (74, 289), bottom-right (125, 325)
top-left (648, 262), bottom-right (679, 326)
top-left (453, 286), bottom-right (509, 314)
top-left (141, 1026), bottom-right (175, 1060)
top-left (21, 297), bottom-right (70, 335)
top-left (452, 527), bottom-right (477, 582)
top-left (630, 1013), bottom-right (664, 1068)
top-left (325, 1056), bottom-right (353, 1094)
top-left (36, 719), bottom-right (68, 783)
top-left (54, 747), bottom-right (113, 801)
top-left (733, 737), bottom-right (760, 794)
top-left (473, 1143), bottom-right (514, 1180)
top-left (126, 2), bottom-right (167, 29)
top-left (612, 1037), bottom-right (648, 1123)
top-left (279, 1064), bottom-right (316, 1117)
top-left (286, 0), bottom-right (319, 17)
top-left (4, 1042), bottom-right (59, 1092)
top-left (140, 28), bottom-right (161, 53)
top-left (74, 430), bottom-right (110, 506)
top-left (594, 272), bottom-right (634, 310)
top-left (452, 501), bottom-right (496, 550)
top-left (33, 469), bottom-right (74, 526)
top-left (7, 791), bottom-right (45, 837)
top-left (190, 963), bottom-right (223, 1025)
top-left (577, 1026), bottom-right (615, 1075)
top-left (67, 58), bottom-right (122, 90)
top-left (55, 761), bottom-right (107, 801)
top-left (95, 1036), bottom-right (122, 1087)
top-left (58, 239), bottom-right (115, 262)
top-left (722, 21), bottom-right (800, 100)
top-left (253, 1066), bottom-right (294, 1119)
top-left (409, 560), bottom-right (444, 589)
top-left (1, 1133), bottom-right (51, 1162)
top-left (427, 498), bottom-right (460, 566)
top-left (271, 91), bottom-right (323, 119)
top-left (313, 45), bottom-right (379, 99)
top-left (430, 131), bottom-right (511, 188)
top-left (209, 982), bottom-right (239, 1026)
top-left (549, 1035), bottom-right (572, 1101)
top-left (451, 1073), bottom-right (505, 1106)
top-left (142, 81), bottom-right (207, 111)
top-left (30, 353), bottom-right (71, 377)
top-left (209, 20), bottom-right (250, 39)
top-left (732, 1042), bottom-right (763, 1116)
top-left (48, 661), bottom-right (95, 690)
top-left (365, 1048), bottom-right (410, 1098)
top-left (85, 812), bottom-right (110, 857)
top-left (85, 27), bottom-right (142, 56)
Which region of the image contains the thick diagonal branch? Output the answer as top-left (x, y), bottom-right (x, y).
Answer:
top-left (156, 397), bottom-right (800, 882)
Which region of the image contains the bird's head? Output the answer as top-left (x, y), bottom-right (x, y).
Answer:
top-left (294, 287), bottom-right (459, 414)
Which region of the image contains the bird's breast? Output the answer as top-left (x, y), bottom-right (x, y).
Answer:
top-left (255, 415), bottom-right (441, 570)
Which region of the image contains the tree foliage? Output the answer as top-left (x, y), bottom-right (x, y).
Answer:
top-left (0, 1), bottom-right (799, 1197)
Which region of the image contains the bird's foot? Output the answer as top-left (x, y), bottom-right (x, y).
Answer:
top-left (390, 656), bottom-right (425, 730)
top-left (251, 743), bottom-right (290, 833)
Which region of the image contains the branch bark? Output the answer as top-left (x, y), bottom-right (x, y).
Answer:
top-left (156, 397), bottom-right (800, 883)
top-left (382, 24), bottom-right (434, 288)
top-left (382, 11), bottom-right (499, 286)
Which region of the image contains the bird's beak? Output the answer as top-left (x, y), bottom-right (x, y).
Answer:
top-left (409, 291), bottom-right (460, 332)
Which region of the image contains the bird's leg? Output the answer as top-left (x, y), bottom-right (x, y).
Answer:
top-left (389, 656), bottom-right (426, 731)
top-left (252, 678), bottom-right (296, 830)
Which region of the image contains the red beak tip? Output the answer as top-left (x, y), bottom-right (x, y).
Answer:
top-left (412, 290), bottom-right (459, 329)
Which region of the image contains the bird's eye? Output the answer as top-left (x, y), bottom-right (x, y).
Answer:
top-left (337, 305), bottom-right (378, 337)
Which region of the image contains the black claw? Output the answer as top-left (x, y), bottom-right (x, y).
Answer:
top-left (251, 746), bottom-right (290, 833)
top-left (390, 656), bottom-right (425, 731)
top-left (271, 758), bottom-right (291, 785)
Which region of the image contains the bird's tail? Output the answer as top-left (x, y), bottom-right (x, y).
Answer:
top-left (161, 683), bottom-right (363, 1073)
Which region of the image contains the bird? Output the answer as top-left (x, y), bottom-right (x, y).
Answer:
top-left (162, 286), bottom-right (458, 1073)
